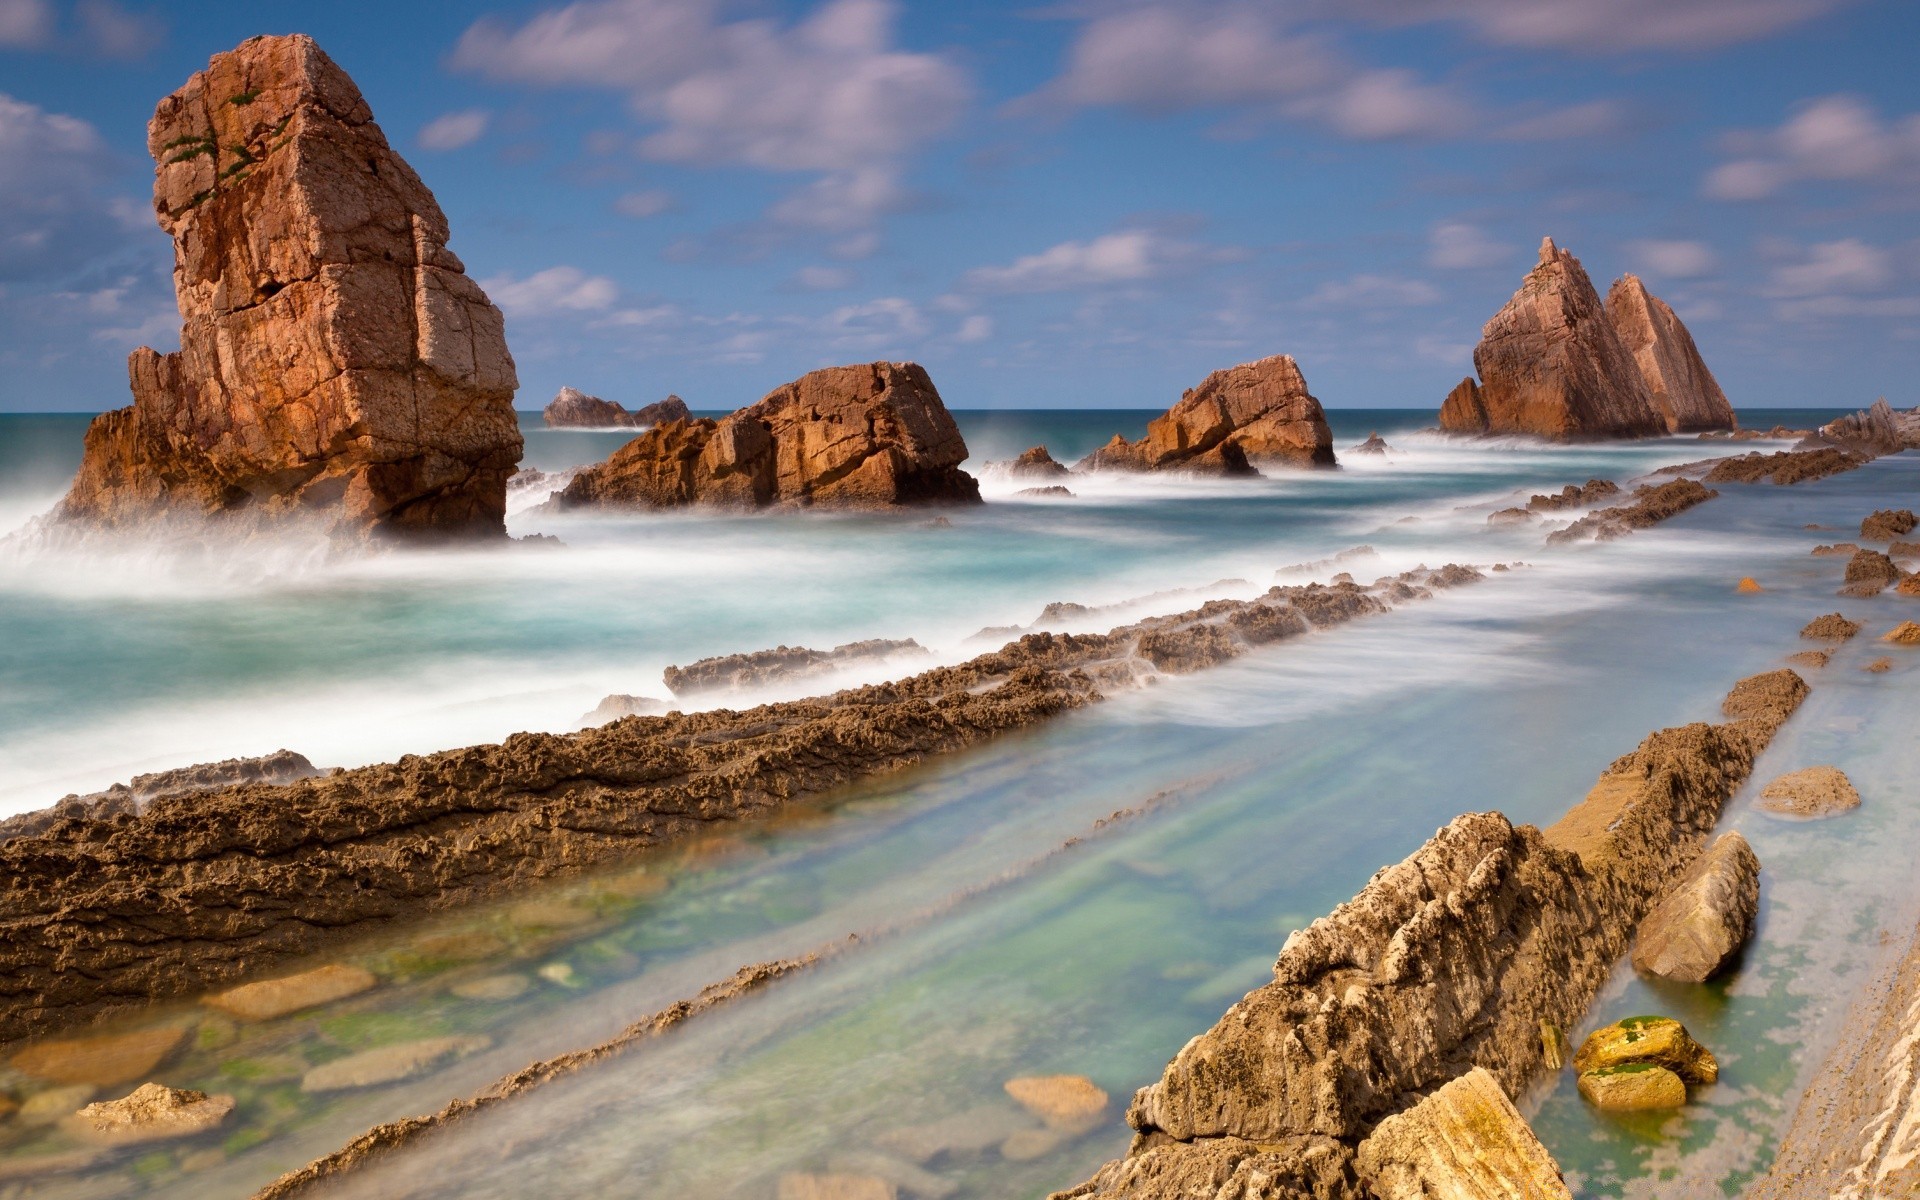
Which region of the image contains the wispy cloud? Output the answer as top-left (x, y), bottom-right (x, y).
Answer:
top-left (1706, 95), bottom-right (1920, 200)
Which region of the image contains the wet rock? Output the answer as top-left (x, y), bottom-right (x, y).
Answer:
top-left (18, 1085), bottom-right (98, 1125)
top-left (1861, 509), bottom-right (1918, 542)
top-left (1758, 766), bottom-right (1862, 817)
top-left (877, 1105), bottom-right (1031, 1162)
top-left (1545, 479), bottom-right (1716, 544)
top-left (1010, 446), bottom-right (1070, 478)
top-left (1885, 621), bottom-right (1920, 646)
top-left (1891, 540), bottom-right (1920, 559)
top-left (1785, 650), bottom-right (1831, 670)
top-left (1078, 354), bottom-right (1334, 472)
top-left (206, 964), bottom-right (376, 1021)
top-left (54, 35), bottom-right (521, 542)
top-left (1354, 1067), bottom-right (1572, 1200)
top-left (579, 694), bottom-right (669, 726)
top-left (300, 1035), bottom-right (489, 1092)
top-left (557, 362), bottom-right (979, 510)
top-left (449, 974), bottom-right (530, 1002)
top-left (1811, 542), bottom-right (1861, 556)
top-left (11, 1025), bottom-right (187, 1086)
top-left (664, 639), bottom-right (927, 696)
top-left (1800, 613), bottom-right (1861, 641)
top-left (1005, 1075), bottom-right (1108, 1134)
top-left (1899, 576), bottom-right (1920, 597)
top-left (1704, 447), bottom-right (1868, 486)
top-left (1737, 577), bottom-right (1764, 594)
top-left (1632, 832), bottom-right (1759, 982)
top-left (1840, 549), bottom-right (1902, 596)
top-left (69, 1083), bottom-right (234, 1144)
top-left (1863, 657), bottom-right (1894, 673)
top-left (543, 388), bottom-right (690, 429)
top-left (1439, 239), bottom-right (1667, 439)
top-left (1577, 1063), bottom-right (1688, 1111)
top-left (1016, 486), bottom-right (1074, 498)
top-left (407, 929), bottom-right (507, 964)
top-left (1488, 508), bottom-right (1535, 526)
top-left (1574, 1016), bottom-right (1717, 1083)
top-left (1528, 479), bottom-right (1620, 511)
top-left (1605, 274), bottom-right (1735, 434)
top-left (1350, 432), bottom-right (1391, 455)
top-left (778, 1173), bottom-right (897, 1200)
top-left (0, 750), bottom-right (321, 843)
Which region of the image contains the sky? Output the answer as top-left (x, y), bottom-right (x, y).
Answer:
top-left (1, 0), bottom-right (1917, 413)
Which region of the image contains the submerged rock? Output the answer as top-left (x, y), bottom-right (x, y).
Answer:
top-left (300, 1035), bottom-right (488, 1092)
top-left (70, 1083), bottom-right (234, 1144)
top-left (1574, 1016), bottom-right (1718, 1083)
top-left (1633, 832), bottom-right (1759, 982)
top-left (206, 964), bottom-right (377, 1021)
top-left (1354, 1067), bottom-right (1572, 1200)
top-left (11, 1025), bottom-right (187, 1087)
top-left (1861, 509), bottom-right (1918, 542)
top-left (877, 1105), bottom-right (1031, 1162)
top-left (1016, 486), bottom-right (1074, 498)
top-left (1577, 1063), bottom-right (1688, 1111)
top-left (1605, 274), bottom-right (1736, 434)
top-left (1758, 766), bottom-right (1861, 817)
top-left (1004, 1075), bottom-right (1107, 1134)
top-left (54, 34), bottom-right (520, 542)
top-left (1078, 354), bottom-right (1334, 473)
top-left (557, 362), bottom-right (979, 510)
top-left (543, 388), bottom-right (689, 429)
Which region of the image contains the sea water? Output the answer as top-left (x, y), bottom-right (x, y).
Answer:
top-left (0, 410), bottom-right (1912, 1199)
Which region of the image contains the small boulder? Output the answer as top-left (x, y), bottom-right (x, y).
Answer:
top-left (1632, 832), bottom-right (1760, 982)
top-left (1785, 650), bottom-right (1831, 670)
top-left (1885, 621), bottom-right (1920, 646)
top-left (1759, 765), bottom-right (1861, 817)
top-left (1577, 1063), bottom-right (1688, 1112)
top-left (1899, 576), bottom-right (1920, 597)
top-left (1737, 577), bottom-right (1764, 594)
top-left (1574, 1016), bottom-right (1717, 1083)
top-left (1841, 549), bottom-right (1901, 596)
top-left (1003, 1075), bottom-right (1108, 1134)
top-left (1864, 657), bottom-right (1894, 673)
top-left (578, 693), bottom-right (669, 727)
top-left (1350, 432), bottom-right (1392, 455)
top-left (1355, 1067), bottom-right (1572, 1200)
top-left (69, 1083), bottom-right (234, 1144)
top-left (1009, 445), bottom-right (1069, 478)
top-left (299, 1035), bottom-right (489, 1092)
top-left (1811, 542), bottom-right (1860, 556)
top-left (1860, 509), bottom-right (1917, 541)
top-left (1015, 485), bottom-right (1074, 498)
top-left (206, 964), bottom-right (377, 1021)
top-left (1800, 613), bottom-right (1862, 641)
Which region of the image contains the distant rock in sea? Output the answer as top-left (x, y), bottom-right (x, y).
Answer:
top-left (1349, 432), bottom-right (1391, 455)
top-left (1078, 354), bottom-right (1335, 474)
top-left (1439, 238), bottom-right (1711, 440)
top-left (54, 35), bottom-right (521, 542)
top-left (1813, 398), bottom-right (1920, 456)
top-left (556, 362), bottom-right (980, 510)
top-left (1009, 446), bottom-right (1069, 478)
top-left (543, 388), bottom-right (692, 429)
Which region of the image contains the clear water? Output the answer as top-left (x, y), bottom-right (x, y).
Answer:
top-left (0, 409), bottom-right (1912, 1200)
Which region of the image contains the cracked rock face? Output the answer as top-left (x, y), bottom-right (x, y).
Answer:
top-left (1079, 354), bottom-right (1334, 473)
top-left (56, 34), bottom-right (522, 542)
top-left (1605, 274), bottom-right (1736, 434)
top-left (557, 361), bottom-right (980, 509)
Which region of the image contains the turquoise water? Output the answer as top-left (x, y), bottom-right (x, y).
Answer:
top-left (0, 409), bottom-right (1911, 1200)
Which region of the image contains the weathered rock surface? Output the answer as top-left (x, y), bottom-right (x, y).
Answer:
top-left (1078, 355), bottom-right (1334, 473)
top-left (577, 693), bottom-right (669, 727)
top-left (1888, 620), bottom-right (1920, 645)
top-left (1438, 239), bottom-right (1668, 440)
top-left (11, 1024), bottom-right (187, 1086)
top-left (300, 1035), bottom-right (489, 1093)
top-left (1529, 479), bottom-right (1619, 511)
top-left (543, 388), bottom-right (691, 429)
top-left (1577, 1063), bottom-right (1687, 1111)
top-left (663, 639), bottom-right (927, 696)
top-left (1841, 548), bottom-right (1902, 596)
top-left (1353, 1068), bottom-right (1572, 1200)
top-left (1703, 447), bottom-right (1868, 486)
top-left (1010, 446), bottom-right (1070, 478)
top-left (1574, 1016), bottom-right (1718, 1083)
top-left (1632, 832), bottom-right (1759, 982)
top-left (1757, 765), bottom-right (1861, 817)
top-left (1814, 398), bottom-right (1920, 456)
top-left (0, 750), bottom-right (320, 842)
top-left (1801, 613), bottom-right (1862, 641)
top-left (54, 35), bottom-right (521, 542)
top-left (70, 1083), bottom-right (234, 1144)
top-left (1605, 274), bottom-right (1736, 434)
top-left (1861, 508), bottom-right (1918, 541)
top-left (205, 963), bottom-right (377, 1021)
top-left (1545, 479), bottom-right (1716, 544)
top-left (1005, 1075), bottom-right (1107, 1134)
top-left (556, 362), bottom-right (979, 510)
top-left (1017, 486), bottom-right (1074, 498)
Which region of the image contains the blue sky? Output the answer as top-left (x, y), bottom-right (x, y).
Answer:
top-left (1, 0), bottom-right (1917, 413)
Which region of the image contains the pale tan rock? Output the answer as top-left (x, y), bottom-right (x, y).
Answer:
top-left (1576, 1064), bottom-right (1687, 1111)
top-left (1758, 765), bottom-right (1862, 817)
top-left (1605, 274), bottom-right (1735, 434)
top-left (205, 963), bottom-right (376, 1021)
top-left (1355, 1067), bottom-right (1572, 1200)
top-left (299, 1034), bottom-right (488, 1092)
top-left (55, 34), bottom-right (521, 542)
top-left (1439, 239), bottom-right (1667, 439)
top-left (17, 1084), bottom-right (98, 1125)
top-left (777, 1172), bottom-right (898, 1200)
top-left (10, 1024), bottom-right (187, 1086)
top-left (449, 974), bottom-right (530, 1002)
top-left (1574, 1016), bottom-right (1717, 1083)
top-left (876, 1105), bottom-right (1030, 1162)
top-left (1005, 1075), bottom-right (1108, 1133)
top-left (1632, 832), bottom-right (1759, 982)
top-left (1885, 621), bottom-right (1920, 646)
top-left (68, 1082), bottom-right (234, 1144)
top-left (1001, 1127), bottom-right (1068, 1161)
top-left (1077, 354), bottom-right (1334, 473)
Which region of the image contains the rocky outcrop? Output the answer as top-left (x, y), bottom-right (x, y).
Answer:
top-left (1605, 274), bottom-right (1736, 433)
top-left (1353, 1068), bottom-right (1571, 1200)
top-left (1078, 354), bottom-right (1334, 473)
top-left (1010, 446), bottom-right (1070, 478)
top-left (1438, 239), bottom-right (1668, 440)
top-left (1801, 613), bottom-right (1862, 641)
top-left (1632, 832), bottom-right (1759, 982)
top-left (1545, 479), bottom-right (1716, 544)
top-left (1757, 765), bottom-right (1860, 817)
top-left (1815, 398), bottom-right (1920, 456)
top-left (1861, 508), bottom-right (1918, 541)
top-left (556, 362), bottom-right (979, 510)
top-left (1573, 1015), bottom-right (1716, 1113)
top-left (662, 638), bottom-right (926, 695)
top-left (1349, 433), bottom-right (1391, 456)
top-left (1841, 548), bottom-right (1903, 596)
top-left (0, 750), bottom-right (320, 842)
top-left (1703, 447), bottom-right (1868, 485)
top-left (1887, 621), bottom-right (1920, 645)
top-left (70, 1082), bottom-right (234, 1144)
top-left (543, 388), bottom-right (691, 429)
top-left (53, 35), bottom-right (521, 542)
top-left (1529, 478), bottom-right (1619, 511)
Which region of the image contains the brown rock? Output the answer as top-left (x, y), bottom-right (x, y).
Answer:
top-left (1574, 1016), bottom-right (1717, 1083)
top-left (543, 388), bottom-right (690, 429)
top-left (1890, 541), bottom-right (1920, 559)
top-left (1010, 445), bottom-right (1070, 478)
top-left (1545, 479), bottom-right (1716, 544)
top-left (1899, 576), bottom-right (1920, 597)
top-left (1737, 577), bottom-right (1764, 594)
top-left (1077, 354), bottom-right (1334, 472)
top-left (1576, 1063), bottom-right (1688, 1111)
top-left (1863, 657), bottom-right (1894, 673)
top-left (1800, 613), bottom-right (1861, 641)
top-left (54, 35), bottom-right (521, 543)
top-left (449, 974), bottom-right (530, 1002)
top-left (1841, 549), bottom-right (1902, 596)
top-left (1704, 447), bottom-right (1868, 486)
top-left (1605, 274), bottom-right (1735, 433)
top-left (1001, 1128), bottom-right (1068, 1161)
top-left (1487, 507), bottom-right (1535, 526)
top-left (663, 638), bottom-right (926, 696)
top-left (1438, 239), bottom-right (1666, 439)
top-left (557, 362), bottom-right (978, 510)
top-left (0, 749), bottom-right (320, 843)
top-left (17, 1085), bottom-right (99, 1125)
top-left (578, 694), bottom-right (669, 726)
top-left (1885, 621), bottom-right (1920, 646)
top-left (1527, 479), bottom-right (1619, 511)
top-left (1861, 509), bottom-right (1918, 541)
top-left (876, 1105), bottom-right (1032, 1163)
top-left (1349, 432), bottom-right (1392, 455)
top-left (778, 1173), bottom-right (897, 1200)
top-left (1758, 765), bottom-right (1861, 817)
top-left (1785, 650), bottom-right (1831, 670)
top-left (1354, 1068), bottom-right (1572, 1200)
top-left (69, 1082), bottom-right (234, 1144)
top-left (299, 1034), bottom-right (488, 1092)
top-left (1816, 398), bottom-right (1920, 455)
top-left (1017, 486), bottom-right (1074, 498)
top-left (206, 963), bottom-right (376, 1020)
top-left (1005, 1075), bottom-right (1108, 1134)
top-left (11, 1025), bottom-right (187, 1086)
top-left (1632, 832), bottom-right (1759, 982)
top-left (1811, 542), bottom-right (1861, 556)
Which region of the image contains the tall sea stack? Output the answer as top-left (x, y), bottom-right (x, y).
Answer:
top-left (1605, 274), bottom-right (1735, 434)
top-left (56, 34), bottom-right (522, 541)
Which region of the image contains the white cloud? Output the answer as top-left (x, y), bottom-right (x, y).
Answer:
top-left (960, 228), bottom-right (1238, 294)
top-left (1765, 239), bottom-right (1893, 298)
top-left (0, 92), bottom-right (141, 282)
top-left (1705, 95), bottom-right (1920, 200)
top-left (820, 295), bottom-right (927, 347)
top-left (1308, 274), bottom-right (1442, 306)
top-left (613, 188), bottom-right (673, 218)
top-left (480, 266), bottom-right (620, 316)
top-left (954, 314), bottom-right (993, 342)
top-left (1343, 0), bottom-right (1844, 51)
top-left (0, 0), bottom-right (51, 47)
top-left (1427, 221), bottom-right (1514, 270)
top-left (419, 110), bottom-right (490, 151)
top-left (1624, 239), bottom-right (1717, 279)
top-left (766, 165), bottom-right (910, 234)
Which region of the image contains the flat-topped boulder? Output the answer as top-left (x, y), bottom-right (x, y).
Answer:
top-left (556, 362), bottom-right (979, 510)
top-left (1606, 274), bottom-right (1736, 433)
top-left (54, 35), bottom-right (521, 542)
top-left (1078, 354), bottom-right (1334, 473)
top-left (543, 388), bottom-right (690, 429)
top-left (1439, 239), bottom-right (1672, 440)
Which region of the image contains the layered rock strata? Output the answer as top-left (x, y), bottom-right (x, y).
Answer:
top-left (1546, 479), bottom-right (1716, 544)
top-left (1606, 274), bottom-right (1736, 433)
top-left (662, 639), bottom-right (927, 696)
top-left (1439, 239), bottom-right (1671, 440)
top-left (555, 362), bottom-right (979, 510)
top-left (1054, 668), bottom-right (1806, 1197)
top-left (0, 750), bottom-right (320, 842)
top-left (54, 35), bottom-right (521, 542)
top-left (1632, 832), bottom-right (1759, 982)
top-left (1703, 448), bottom-right (1868, 486)
top-left (1353, 1068), bottom-right (1571, 1200)
top-left (1814, 398), bottom-right (1920, 456)
top-left (543, 388), bottom-right (690, 429)
top-left (1078, 355), bottom-right (1335, 473)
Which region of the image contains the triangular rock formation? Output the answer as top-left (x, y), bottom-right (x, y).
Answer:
top-left (56, 35), bottom-right (521, 541)
top-left (1606, 274), bottom-right (1735, 434)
